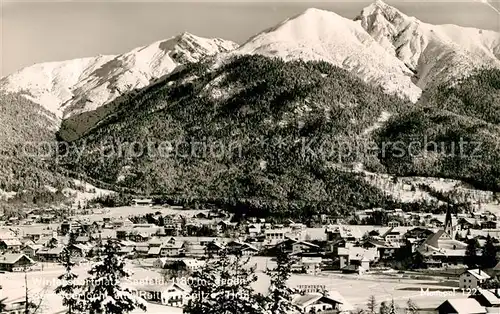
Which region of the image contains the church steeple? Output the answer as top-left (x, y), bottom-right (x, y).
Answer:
top-left (444, 205), bottom-right (454, 238)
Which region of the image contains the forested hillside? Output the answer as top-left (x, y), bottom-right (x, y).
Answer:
top-left (377, 68), bottom-right (500, 191)
top-left (0, 92), bottom-right (70, 203)
top-left (59, 55), bottom-right (410, 215)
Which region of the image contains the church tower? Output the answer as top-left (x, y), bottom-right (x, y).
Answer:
top-left (444, 205), bottom-right (454, 239)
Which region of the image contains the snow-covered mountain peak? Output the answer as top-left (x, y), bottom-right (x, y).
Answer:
top-left (0, 33), bottom-right (238, 120)
top-left (360, 0), bottom-right (408, 19)
top-left (235, 7), bottom-right (422, 102)
top-left (356, 0), bottom-right (500, 89)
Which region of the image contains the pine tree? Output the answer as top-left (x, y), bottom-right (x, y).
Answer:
top-left (389, 299), bottom-right (397, 314)
top-left (0, 297), bottom-right (7, 312)
top-left (465, 238), bottom-right (479, 268)
top-left (184, 249), bottom-right (263, 314)
top-left (379, 301), bottom-right (389, 314)
top-left (263, 249), bottom-right (297, 314)
top-left (367, 295), bottom-right (377, 314)
top-left (55, 247), bottom-right (82, 314)
top-left (482, 234), bottom-right (498, 268)
top-left (79, 239), bottom-right (146, 314)
top-left (406, 299), bottom-right (418, 314)
top-left (68, 230), bottom-right (78, 246)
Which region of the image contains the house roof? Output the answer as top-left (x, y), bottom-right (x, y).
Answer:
top-left (135, 246), bottom-right (149, 252)
top-left (463, 269), bottom-right (491, 281)
top-left (148, 247), bottom-right (161, 255)
top-left (0, 253), bottom-right (34, 264)
top-left (474, 289), bottom-right (500, 306)
top-left (37, 246), bottom-right (64, 255)
top-left (182, 259), bottom-right (205, 267)
top-left (292, 294), bottom-right (322, 308)
top-left (241, 243), bottom-right (258, 251)
top-left (437, 299), bottom-right (486, 314)
top-left (294, 241), bottom-right (320, 249)
top-left (1, 239), bottom-right (22, 246)
top-left (24, 244), bottom-right (43, 251)
top-left (292, 292), bottom-right (344, 308)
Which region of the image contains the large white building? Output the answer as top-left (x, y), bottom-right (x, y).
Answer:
top-left (459, 269), bottom-right (490, 290)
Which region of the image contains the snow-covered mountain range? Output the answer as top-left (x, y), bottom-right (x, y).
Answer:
top-left (1, 0), bottom-right (499, 131)
top-left (356, 0), bottom-right (500, 89)
top-left (235, 0), bottom-right (499, 102)
top-left (0, 32), bottom-right (238, 120)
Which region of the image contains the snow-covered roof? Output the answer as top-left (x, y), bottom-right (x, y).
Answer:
top-left (0, 253), bottom-right (34, 264)
top-left (438, 298), bottom-right (486, 314)
top-left (463, 269), bottom-right (491, 281)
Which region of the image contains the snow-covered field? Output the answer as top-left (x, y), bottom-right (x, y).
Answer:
top-left (70, 206), bottom-right (210, 221)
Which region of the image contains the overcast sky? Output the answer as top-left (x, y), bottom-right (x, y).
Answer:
top-left (1, 0), bottom-right (499, 77)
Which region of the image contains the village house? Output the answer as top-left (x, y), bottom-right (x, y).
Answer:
top-left (247, 224), bottom-right (262, 237)
top-left (0, 239), bottom-right (22, 253)
top-left (292, 240), bottom-right (321, 256)
top-left (325, 225), bottom-right (362, 247)
top-left (291, 291), bottom-right (352, 313)
top-left (381, 228), bottom-right (402, 243)
top-left (292, 257), bottom-right (322, 274)
top-left (457, 218), bottom-right (476, 230)
top-left (481, 221), bottom-right (497, 229)
top-left (159, 243), bottom-right (184, 257)
top-left (264, 227), bottom-right (295, 245)
top-left (436, 299), bottom-right (486, 314)
top-left (134, 243), bottom-right (150, 257)
top-left (153, 257), bottom-right (170, 268)
top-left (22, 244), bottom-right (43, 259)
top-left (1, 296), bottom-right (30, 314)
top-left (362, 239), bottom-right (401, 261)
top-left (68, 243), bottom-right (90, 258)
top-left (226, 240), bottom-right (259, 256)
top-left (129, 282), bottom-right (191, 307)
top-left (132, 199), bottom-right (153, 207)
top-left (459, 269), bottom-right (491, 290)
top-left (36, 246), bottom-right (64, 262)
top-left (0, 253), bottom-right (34, 272)
top-left (469, 289), bottom-right (500, 308)
top-left (337, 246), bottom-right (377, 272)
top-left (205, 240), bottom-right (225, 257)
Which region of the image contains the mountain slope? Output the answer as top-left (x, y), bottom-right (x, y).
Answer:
top-left (0, 33), bottom-right (238, 121)
top-left (0, 92), bottom-right (68, 197)
top-left (356, 0), bottom-right (500, 89)
top-left (376, 68), bottom-right (500, 191)
top-left (59, 55), bottom-right (409, 215)
top-left (235, 7), bottom-right (422, 103)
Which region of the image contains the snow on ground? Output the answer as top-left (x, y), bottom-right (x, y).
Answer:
top-left (0, 189), bottom-right (17, 200)
top-left (61, 179), bottom-right (115, 204)
top-left (70, 206), bottom-right (210, 221)
top-left (361, 111), bottom-right (391, 135)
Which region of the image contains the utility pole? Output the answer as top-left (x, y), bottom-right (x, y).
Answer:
top-left (24, 268), bottom-right (29, 314)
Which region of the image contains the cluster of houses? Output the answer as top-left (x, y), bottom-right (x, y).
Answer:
top-left (356, 207), bottom-right (498, 230)
top-left (3, 203), bottom-right (500, 313)
top-left (1, 205), bottom-right (500, 275)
